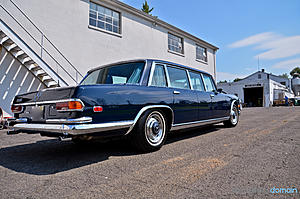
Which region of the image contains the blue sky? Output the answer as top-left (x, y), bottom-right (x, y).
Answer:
top-left (122, 0), bottom-right (300, 81)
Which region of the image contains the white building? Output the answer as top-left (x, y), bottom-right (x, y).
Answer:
top-left (218, 69), bottom-right (294, 107)
top-left (0, 0), bottom-right (218, 116)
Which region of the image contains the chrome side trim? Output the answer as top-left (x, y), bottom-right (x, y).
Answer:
top-left (170, 116), bottom-right (230, 131)
top-left (125, 105), bottom-right (174, 135)
top-left (14, 98), bottom-right (84, 107)
top-left (10, 120), bottom-right (134, 135)
top-left (46, 117), bottom-right (92, 124)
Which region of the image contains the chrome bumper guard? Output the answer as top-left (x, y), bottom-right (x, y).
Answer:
top-left (7, 117), bottom-right (133, 136)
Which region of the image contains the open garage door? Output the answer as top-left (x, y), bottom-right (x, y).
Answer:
top-left (244, 87), bottom-right (263, 107)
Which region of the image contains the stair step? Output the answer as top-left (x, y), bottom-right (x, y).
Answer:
top-left (0, 36), bottom-right (9, 44)
top-left (41, 75), bottom-right (52, 82)
top-left (12, 50), bottom-right (25, 58)
top-left (21, 57), bottom-right (34, 65)
top-left (45, 80), bottom-right (58, 87)
top-left (33, 69), bottom-right (46, 76)
top-left (27, 63), bottom-right (40, 71)
top-left (7, 43), bottom-right (18, 51)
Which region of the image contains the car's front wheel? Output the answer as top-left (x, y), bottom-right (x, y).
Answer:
top-left (131, 110), bottom-right (167, 152)
top-left (224, 104), bottom-right (239, 127)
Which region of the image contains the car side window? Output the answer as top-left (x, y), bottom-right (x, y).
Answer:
top-left (150, 64), bottom-right (167, 87)
top-left (167, 66), bottom-right (190, 89)
top-left (189, 71), bottom-right (205, 91)
top-left (202, 74), bottom-right (216, 92)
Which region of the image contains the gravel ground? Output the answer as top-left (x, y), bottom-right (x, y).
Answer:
top-left (0, 107), bottom-right (299, 199)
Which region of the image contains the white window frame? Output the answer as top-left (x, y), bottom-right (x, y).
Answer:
top-left (196, 44), bottom-right (208, 63)
top-left (89, 1), bottom-right (122, 36)
top-left (168, 33), bottom-right (184, 56)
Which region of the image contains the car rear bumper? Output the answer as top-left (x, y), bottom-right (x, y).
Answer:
top-left (7, 117), bottom-right (134, 136)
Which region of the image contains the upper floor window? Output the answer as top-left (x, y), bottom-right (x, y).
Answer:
top-left (167, 66), bottom-right (190, 89)
top-left (202, 74), bottom-right (216, 92)
top-left (196, 45), bottom-right (207, 62)
top-left (89, 2), bottom-right (120, 34)
top-left (258, 74), bottom-right (261, 79)
top-left (168, 33), bottom-right (184, 54)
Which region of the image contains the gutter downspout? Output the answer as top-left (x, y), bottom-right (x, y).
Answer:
top-left (213, 50), bottom-right (217, 80)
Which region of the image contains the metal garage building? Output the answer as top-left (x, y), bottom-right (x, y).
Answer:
top-left (218, 69), bottom-right (295, 107)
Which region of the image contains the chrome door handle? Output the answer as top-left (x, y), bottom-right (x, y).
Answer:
top-left (173, 91), bottom-right (180, 94)
top-left (210, 94), bottom-right (215, 98)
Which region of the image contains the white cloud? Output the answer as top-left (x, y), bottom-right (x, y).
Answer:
top-left (255, 36), bottom-right (300, 59)
top-left (229, 32), bottom-right (300, 60)
top-left (228, 32), bottom-right (279, 48)
top-left (272, 58), bottom-right (300, 69)
top-left (217, 72), bottom-right (245, 81)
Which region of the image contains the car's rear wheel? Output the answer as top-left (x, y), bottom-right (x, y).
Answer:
top-left (224, 104), bottom-right (239, 127)
top-left (131, 110), bottom-right (167, 152)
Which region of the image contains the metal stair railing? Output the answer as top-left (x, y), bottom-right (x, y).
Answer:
top-left (0, 0), bottom-right (84, 86)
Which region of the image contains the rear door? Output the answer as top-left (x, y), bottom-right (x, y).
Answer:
top-left (202, 73), bottom-right (227, 118)
top-left (165, 66), bottom-right (198, 124)
top-left (188, 71), bottom-right (211, 120)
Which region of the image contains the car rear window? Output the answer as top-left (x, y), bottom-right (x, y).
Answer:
top-left (81, 62), bottom-right (145, 85)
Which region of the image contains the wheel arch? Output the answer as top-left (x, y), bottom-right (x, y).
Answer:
top-left (126, 105), bottom-right (174, 135)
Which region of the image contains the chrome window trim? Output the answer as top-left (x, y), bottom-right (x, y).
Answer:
top-left (186, 69), bottom-right (193, 90)
top-left (147, 61), bottom-right (156, 86)
top-left (164, 64), bottom-right (171, 87)
top-left (125, 105), bottom-right (174, 135)
top-left (171, 116), bottom-right (229, 131)
top-left (200, 73), bottom-right (207, 92)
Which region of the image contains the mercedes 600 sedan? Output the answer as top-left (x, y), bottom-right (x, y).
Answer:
top-left (8, 59), bottom-right (241, 152)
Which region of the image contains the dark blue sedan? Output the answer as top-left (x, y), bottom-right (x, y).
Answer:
top-left (8, 59), bottom-right (241, 152)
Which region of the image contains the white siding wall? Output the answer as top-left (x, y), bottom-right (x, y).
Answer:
top-left (1, 0), bottom-right (216, 83)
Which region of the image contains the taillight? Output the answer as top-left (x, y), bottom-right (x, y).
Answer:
top-left (93, 106), bottom-right (103, 112)
top-left (56, 100), bottom-right (84, 111)
top-left (11, 105), bottom-right (23, 113)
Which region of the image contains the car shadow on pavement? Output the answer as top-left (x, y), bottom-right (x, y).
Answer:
top-left (0, 125), bottom-right (223, 176)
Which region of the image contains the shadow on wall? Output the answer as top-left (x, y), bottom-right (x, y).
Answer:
top-left (0, 46), bottom-right (45, 116)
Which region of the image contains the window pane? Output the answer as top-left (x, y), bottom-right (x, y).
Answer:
top-left (89, 18), bottom-right (96, 26)
top-left (97, 21), bottom-right (104, 29)
top-left (189, 71), bottom-right (205, 91)
top-left (202, 74), bottom-right (216, 92)
top-left (167, 67), bottom-right (190, 89)
top-left (196, 45), bottom-right (207, 62)
top-left (168, 33), bottom-right (184, 54)
top-left (89, 3), bottom-right (120, 34)
top-left (151, 65), bottom-right (167, 87)
top-left (81, 62), bottom-right (145, 85)
top-left (90, 2), bottom-right (97, 11)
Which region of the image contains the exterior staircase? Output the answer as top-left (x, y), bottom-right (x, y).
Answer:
top-left (0, 0), bottom-right (83, 88)
top-left (0, 27), bottom-right (60, 87)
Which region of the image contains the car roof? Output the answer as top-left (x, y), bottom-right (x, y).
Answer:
top-left (88, 59), bottom-right (211, 76)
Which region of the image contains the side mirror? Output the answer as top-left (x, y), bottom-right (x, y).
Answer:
top-left (217, 88), bottom-right (223, 93)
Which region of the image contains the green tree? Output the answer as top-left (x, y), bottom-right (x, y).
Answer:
top-left (278, 73), bottom-right (289, 79)
top-left (218, 80), bottom-right (227, 83)
top-left (290, 67), bottom-right (300, 77)
top-left (233, 78), bottom-right (242, 82)
top-left (141, 0), bottom-right (154, 15)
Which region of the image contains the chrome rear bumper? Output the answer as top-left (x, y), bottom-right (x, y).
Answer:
top-left (7, 117), bottom-right (133, 136)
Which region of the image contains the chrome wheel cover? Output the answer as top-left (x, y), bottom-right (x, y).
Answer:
top-left (144, 111), bottom-right (166, 146)
top-left (230, 107), bottom-right (238, 125)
